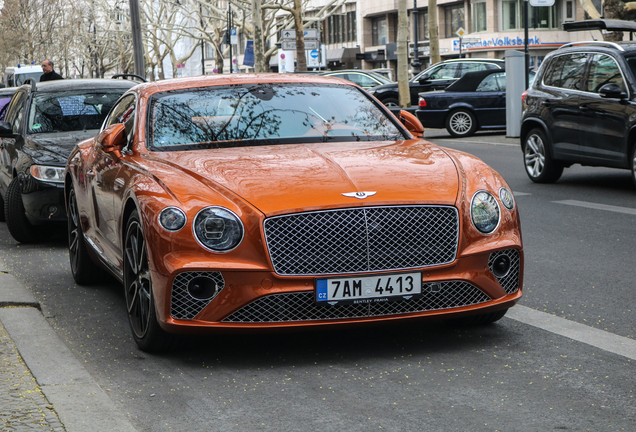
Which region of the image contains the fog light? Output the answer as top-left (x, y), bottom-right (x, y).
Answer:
top-left (187, 276), bottom-right (219, 300)
top-left (492, 255), bottom-right (511, 278)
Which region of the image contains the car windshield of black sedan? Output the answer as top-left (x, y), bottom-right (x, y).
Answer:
top-left (148, 83), bottom-right (405, 150)
top-left (28, 90), bottom-right (124, 133)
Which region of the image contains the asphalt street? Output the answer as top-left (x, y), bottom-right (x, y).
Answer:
top-left (0, 129), bottom-right (635, 431)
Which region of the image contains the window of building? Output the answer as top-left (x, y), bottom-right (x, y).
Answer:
top-left (347, 11), bottom-right (357, 41)
top-left (564, 0), bottom-right (574, 20)
top-left (472, 2), bottom-right (487, 32)
top-left (416, 9), bottom-right (429, 40)
top-left (445, 4), bottom-right (465, 38)
top-left (500, 0), bottom-right (563, 30)
top-left (372, 15), bottom-right (388, 45)
top-left (324, 11), bottom-right (357, 44)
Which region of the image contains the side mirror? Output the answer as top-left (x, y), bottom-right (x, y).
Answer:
top-left (399, 110), bottom-right (424, 138)
top-left (96, 123), bottom-right (126, 159)
top-left (0, 121), bottom-right (13, 137)
top-left (418, 77), bottom-right (431, 85)
top-left (599, 83), bottom-right (627, 99)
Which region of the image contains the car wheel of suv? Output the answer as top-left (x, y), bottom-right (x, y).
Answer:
top-left (446, 109), bottom-right (477, 137)
top-left (68, 188), bottom-right (101, 284)
top-left (523, 128), bottom-right (563, 183)
top-left (5, 177), bottom-right (38, 243)
top-left (124, 210), bottom-right (173, 352)
top-left (381, 97), bottom-right (400, 107)
top-left (0, 194), bottom-right (5, 222)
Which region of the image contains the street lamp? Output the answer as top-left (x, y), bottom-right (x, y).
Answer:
top-left (411, 0), bottom-right (422, 74)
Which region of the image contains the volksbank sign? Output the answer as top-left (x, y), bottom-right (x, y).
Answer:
top-left (453, 36), bottom-right (540, 50)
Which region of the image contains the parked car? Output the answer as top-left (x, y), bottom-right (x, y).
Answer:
top-left (0, 87), bottom-right (17, 120)
top-left (4, 65), bottom-right (43, 87)
top-left (521, 41), bottom-right (636, 185)
top-left (0, 78), bottom-right (136, 243)
top-left (319, 69), bottom-right (394, 89)
top-left (368, 58), bottom-right (505, 107)
top-left (416, 69), bottom-right (535, 137)
top-left (65, 74), bottom-right (523, 352)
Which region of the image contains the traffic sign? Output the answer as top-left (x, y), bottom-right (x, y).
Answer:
top-left (303, 29), bottom-right (318, 39)
top-left (456, 27), bottom-right (466, 38)
top-left (230, 28), bottom-right (238, 45)
top-left (310, 50), bottom-right (319, 59)
top-left (281, 40), bottom-right (296, 50)
top-left (304, 40), bottom-right (319, 50)
top-left (281, 29), bottom-right (296, 39)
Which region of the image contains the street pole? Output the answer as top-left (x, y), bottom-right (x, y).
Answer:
top-left (228, 6), bottom-right (233, 74)
top-left (412, 0), bottom-right (421, 74)
top-left (200, 4), bottom-right (205, 75)
top-left (128, 0), bottom-right (145, 78)
top-left (524, 0), bottom-right (530, 89)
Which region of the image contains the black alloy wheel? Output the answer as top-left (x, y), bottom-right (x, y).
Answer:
top-left (523, 128), bottom-right (564, 183)
top-left (446, 109), bottom-right (478, 138)
top-left (123, 210), bottom-right (172, 352)
top-left (5, 177), bottom-right (38, 243)
top-left (67, 188), bottom-right (100, 284)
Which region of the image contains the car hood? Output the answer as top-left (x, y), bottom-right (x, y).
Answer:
top-left (150, 140), bottom-right (460, 216)
top-left (26, 130), bottom-right (99, 165)
top-left (369, 82), bottom-right (399, 93)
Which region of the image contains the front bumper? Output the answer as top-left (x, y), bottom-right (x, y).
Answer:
top-left (21, 177), bottom-right (67, 223)
top-left (153, 247), bottom-right (523, 333)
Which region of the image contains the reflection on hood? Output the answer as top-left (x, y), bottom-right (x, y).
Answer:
top-left (24, 130), bottom-right (98, 165)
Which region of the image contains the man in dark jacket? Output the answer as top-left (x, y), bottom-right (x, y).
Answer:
top-left (40, 59), bottom-right (63, 81)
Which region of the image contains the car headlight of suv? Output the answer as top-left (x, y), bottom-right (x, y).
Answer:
top-left (193, 207), bottom-right (244, 252)
top-left (30, 165), bottom-right (65, 183)
top-left (471, 191), bottom-right (500, 234)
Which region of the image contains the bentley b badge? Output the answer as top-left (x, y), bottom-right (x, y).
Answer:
top-left (342, 191), bottom-right (377, 199)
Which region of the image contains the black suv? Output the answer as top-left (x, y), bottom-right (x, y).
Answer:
top-left (0, 78), bottom-right (135, 242)
top-left (521, 41), bottom-right (636, 186)
top-left (368, 58), bottom-right (505, 107)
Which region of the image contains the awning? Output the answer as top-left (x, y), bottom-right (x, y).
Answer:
top-left (327, 47), bottom-right (360, 63)
top-left (563, 19), bottom-right (636, 32)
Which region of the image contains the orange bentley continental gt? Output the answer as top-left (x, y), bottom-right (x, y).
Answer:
top-left (64, 74), bottom-right (523, 352)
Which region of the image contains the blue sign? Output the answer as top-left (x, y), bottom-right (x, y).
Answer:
top-left (230, 28), bottom-right (237, 36)
top-left (310, 50), bottom-right (319, 59)
top-left (243, 40), bottom-right (254, 67)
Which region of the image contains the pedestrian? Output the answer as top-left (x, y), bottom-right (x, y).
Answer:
top-left (40, 59), bottom-right (63, 81)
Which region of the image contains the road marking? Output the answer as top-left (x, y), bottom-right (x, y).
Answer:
top-left (513, 191), bottom-right (531, 196)
top-left (554, 199), bottom-right (636, 215)
top-left (507, 305), bottom-right (636, 361)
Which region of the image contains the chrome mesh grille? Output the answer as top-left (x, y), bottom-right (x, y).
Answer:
top-left (488, 249), bottom-right (521, 294)
top-left (222, 281), bottom-right (490, 323)
top-left (171, 271), bottom-right (225, 320)
top-left (264, 206), bottom-right (459, 275)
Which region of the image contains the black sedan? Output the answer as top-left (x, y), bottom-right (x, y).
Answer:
top-left (415, 69), bottom-right (534, 138)
top-left (0, 78), bottom-right (135, 242)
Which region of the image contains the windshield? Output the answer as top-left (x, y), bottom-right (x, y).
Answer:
top-left (28, 90), bottom-right (124, 133)
top-left (148, 83), bottom-right (405, 151)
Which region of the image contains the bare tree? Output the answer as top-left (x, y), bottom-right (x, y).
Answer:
top-left (397, 0), bottom-right (410, 108)
top-left (428, 0), bottom-right (440, 65)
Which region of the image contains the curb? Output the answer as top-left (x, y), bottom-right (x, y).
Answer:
top-left (0, 272), bottom-right (137, 432)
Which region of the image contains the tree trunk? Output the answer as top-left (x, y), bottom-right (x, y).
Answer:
top-left (603, 0), bottom-right (625, 41)
top-left (252, 0), bottom-right (265, 72)
top-left (397, 0), bottom-right (410, 108)
top-left (428, 0), bottom-right (440, 65)
top-left (293, 0), bottom-right (307, 72)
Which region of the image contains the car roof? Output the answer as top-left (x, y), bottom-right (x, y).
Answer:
top-left (554, 41), bottom-right (636, 56)
top-left (434, 58), bottom-right (505, 64)
top-left (0, 88), bottom-right (17, 97)
top-left (444, 69), bottom-right (505, 92)
top-left (24, 78), bottom-right (137, 93)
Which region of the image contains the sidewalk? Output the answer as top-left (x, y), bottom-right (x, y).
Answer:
top-left (0, 269), bottom-right (138, 432)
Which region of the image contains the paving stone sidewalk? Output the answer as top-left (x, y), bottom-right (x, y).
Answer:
top-left (0, 318), bottom-right (65, 431)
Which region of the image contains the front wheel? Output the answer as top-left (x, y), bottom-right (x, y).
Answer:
top-left (5, 177), bottom-right (38, 243)
top-left (523, 128), bottom-right (563, 183)
top-left (446, 109), bottom-right (478, 137)
top-left (380, 97), bottom-right (400, 107)
top-left (124, 210), bottom-right (173, 352)
top-left (630, 144), bottom-right (636, 188)
top-left (68, 188), bottom-right (101, 284)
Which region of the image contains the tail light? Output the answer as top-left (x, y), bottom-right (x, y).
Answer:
top-left (521, 90), bottom-right (528, 109)
top-left (418, 98), bottom-right (427, 107)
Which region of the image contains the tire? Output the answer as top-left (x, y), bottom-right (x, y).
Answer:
top-left (381, 97), bottom-right (400, 107)
top-left (522, 128), bottom-right (564, 183)
top-left (445, 109), bottom-right (478, 138)
top-left (67, 188), bottom-right (101, 285)
top-left (0, 193), bottom-right (5, 222)
top-left (630, 144), bottom-right (636, 189)
top-left (5, 177), bottom-right (38, 243)
top-left (123, 210), bottom-right (173, 352)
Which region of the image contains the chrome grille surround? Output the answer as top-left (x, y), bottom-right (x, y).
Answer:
top-left (488, 249), bottom-right (521, 294)
top-left (263, 206), bottom-right (459, 276)
top-left (222, 281), bottom-right (490, 323)
top-left (171, 271), bottom-right (225, 320)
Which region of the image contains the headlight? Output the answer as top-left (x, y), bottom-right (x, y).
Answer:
top-left (193, 207), bottom-right (244, 252)
top-left (471, 191), bottom-right (500, 234)
top-left (499, 187), bottom-right (515, 210)
top-left (159, 207), bottom-right (187, 232)
top-left (30, 165), bottom-right (64, 183)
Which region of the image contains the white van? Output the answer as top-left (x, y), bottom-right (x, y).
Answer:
top-left (4, 65), bottom-right (43, 87)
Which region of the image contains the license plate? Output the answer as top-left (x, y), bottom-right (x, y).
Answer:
top-left (315, 272), bottom-right (422, 305)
